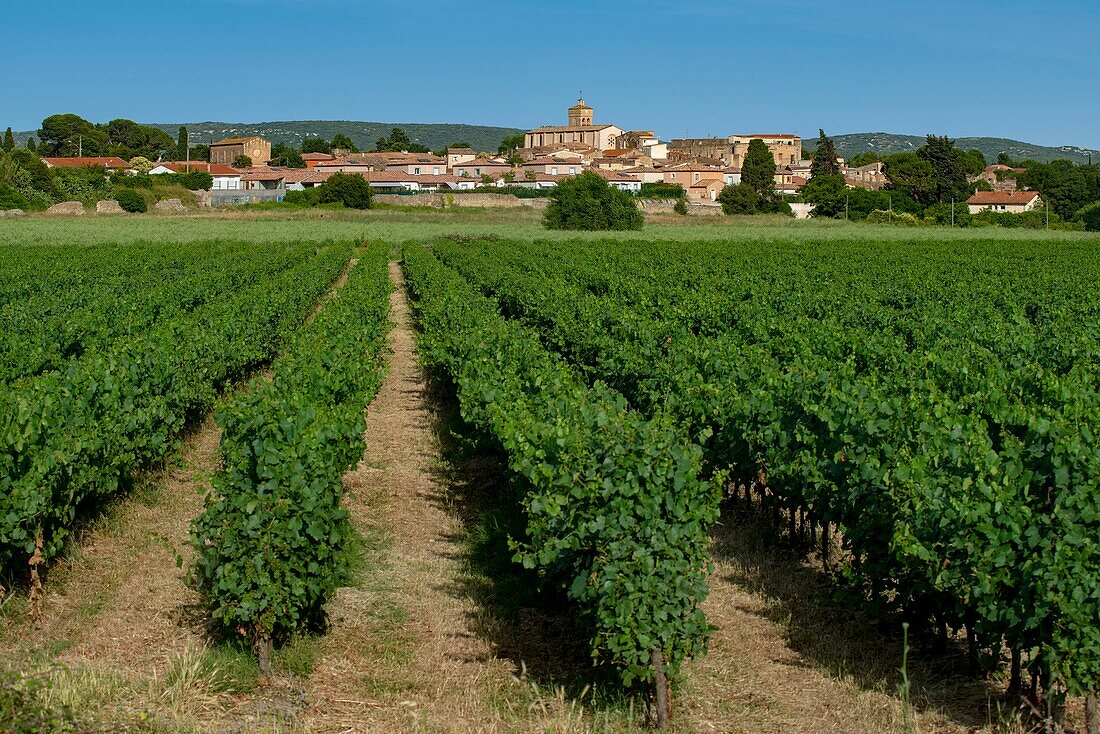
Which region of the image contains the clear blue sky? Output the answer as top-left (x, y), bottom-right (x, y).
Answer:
top-left (2, 0), bottom-right (1098, 148)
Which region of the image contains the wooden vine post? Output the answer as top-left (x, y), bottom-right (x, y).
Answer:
top-left (1086, 693), bottom-right (1098, 734)
top-left (28, 526), bottom-right (44, 628)
top-left (651, 648), bottom-right (670, 730)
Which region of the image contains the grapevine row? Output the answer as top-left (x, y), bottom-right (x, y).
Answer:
top-left (402, 245), bottom-right (720, 692)
top-left (190, 244), bottom-right (392, 671)
top-left (0, 244), bottom-right (354, 571)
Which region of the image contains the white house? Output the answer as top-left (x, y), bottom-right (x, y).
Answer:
top-left (966, 190), bottom-right (1043, 214)
top-left (148, 162), bottom-right (242, 190)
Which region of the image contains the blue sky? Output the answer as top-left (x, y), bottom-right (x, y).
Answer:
top-left (2, 0), bottom-right (1098, 148)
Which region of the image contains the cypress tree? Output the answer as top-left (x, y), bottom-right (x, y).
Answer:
top-left (2, 127), bottom-right (14, 152)
top-left (178, 126), bottom-right (188, 160)
top-left (810, 129), bottom-right (840, 178)
top-left (742, 138), bottom-right (777, 200)
top-left (27, 137), bottom-right (37, 153)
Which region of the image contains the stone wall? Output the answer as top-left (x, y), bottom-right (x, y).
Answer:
top-left (374, 193), bottom-right (549, 210)
top-left (637, 199), bottom-right (723, 216)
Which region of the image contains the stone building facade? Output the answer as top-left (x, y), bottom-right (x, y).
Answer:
top-left (210, 136), bottom-right (272, 167)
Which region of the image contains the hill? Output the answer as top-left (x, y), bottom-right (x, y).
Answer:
top-left (826, 132), bottom-right (1100, 165)
top-left (14, 120), bottom-right (524, 155)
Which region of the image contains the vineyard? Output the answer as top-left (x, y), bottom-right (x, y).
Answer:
top-left (413, 235), bottom-right (1100, 728)
top-left (2, 214), bottom-right (1099, 732)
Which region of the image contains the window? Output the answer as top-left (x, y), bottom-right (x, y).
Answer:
top-left (414, 167), bottom-right (421, 175)
top-left (433, 167), bottom-right (440, 175)
top-left (551, 167), bottom-right (558, 175)
top-left (569, 167), bottom-right (576, 175)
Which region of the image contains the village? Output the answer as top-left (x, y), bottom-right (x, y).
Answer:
top-left (32, 98), bottom-right (1043, 218)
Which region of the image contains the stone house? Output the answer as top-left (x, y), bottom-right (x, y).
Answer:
top-left (687, 178), bottom-right (725, 203)
top-left (524, 99), bottom-right (624, 152)
top-left (210, 136), bottom-right (272, 167)
top-left (662, 163), bottom-right (726, 191)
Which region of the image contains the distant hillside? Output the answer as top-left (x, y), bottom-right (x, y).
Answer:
top-left (15, 120), bottom-right (524, 154)
top-left (828, 132), bottom-right (1100, 165)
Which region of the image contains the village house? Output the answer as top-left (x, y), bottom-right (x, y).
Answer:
top-left (385, 153), bottom-right (446, 176)
top-left (621, 165), bottom-right (664, 184)
top-left (522, 156), bottom-right (585, 176)
top-left (454, 158), bottom-right (513, 179)
top-left (148, 161), bottom-right (242, 190)
top-left (241, 168), bottom-right (285, 190)
top-left (730, 134), bottom-right (802, 166)
top-left (970, 164), bottom-right (1028, 193)
top-left (210, 136), bottom-right (272, 167)
top-left (588, 168), bottom-right (642, 193)
top-left (505, 172), bottom-right (566, 190)
top-left (687, 178), bottom-right (725, 203)
top-left (445, 147), bottom-right (477, 171)
top-left (301, 153), bottom-right (335, 168)
top-left (662, 162), bottom-right (726, 190)
top-left (723, 167), bottom-right (742, 186)
top-left (524, 99), bottom-right (624, 152)
top-left (42, 156), bottom-right (132, 172)
top-left (966, 190), bottom-right (1043, 214)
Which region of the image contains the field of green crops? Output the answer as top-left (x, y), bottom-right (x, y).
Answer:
top-left (408, 229), bottom-right (1100, 720)
top-left (2, 208), bottom-right (1098, 729)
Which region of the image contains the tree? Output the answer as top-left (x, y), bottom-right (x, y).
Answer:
top-left (27, 138), bottom-right (36, 153)
top-left (2, 128), bottom-right (13, 153)
top-left (190, 144), bottom-right (210, 162)
top-left (917, 135), bottom-right (970, 203)
top-left (233, 154), bottom-right (253, 168)
top-left (270, 143), bottom-right (306, 168)
top-left (497, 133), bottom-right (525, 154)
top-left (104, 118), bottom-right (175, 160)
top-left (800, 173), bottom-right (848, 217)
top-left (177, 126), bottom-right (188, 160)
top-left (997, 152), bottom-right (1015, 166)
top-left (810, 129), bottom-right (839, 179)
top-left (330, 133), bottom-right (359, 153)
top-left (37, 114), bottom-right (108, 156)
top-left (316, 172), bottom-right (372, 209)
top-left (129, 156), bottom-right (154, 173)
top-left (449, 141), bottom-right (472, 150)
top-left (373, 127), bottom-right (428, 153)
top-left (884, 152), bottom-right (937, 206)
top-left (544, 171), bottom-right (643, 230)
top-left (301, 137), bottom-right (331, 154)
top-left (1079, 202), bottom-right (1100, 232)
top-left (717, 182), bottom-right (759, 214)
top-left (742, 139), bottom-right (777, 200)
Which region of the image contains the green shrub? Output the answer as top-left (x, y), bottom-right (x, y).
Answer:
top-left (113, 187), bottom-right (147, 213)
top-left (639, 181), bottom-right (686, 199)
top-left (176, 171), bottom-right (214, 190)
top-left (544, 171), bottom-right (642, 231)
top-left (0, 671), bottom-right (79, 733)
top-left (716, 182), bottom-right (758, 214)
top-left (923, 201), bottom-right (972, 227)
top-left (673, 198), bottom-right (688, 215)
top-left (316, 173), bottom-right (372, 209)
top-left (284, 188), bottom-right (322, 207)
top-left (0, 183), bottom-right (27, 210)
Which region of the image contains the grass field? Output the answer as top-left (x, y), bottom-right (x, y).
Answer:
top-left (1, 207), bottom-right (1097, 734)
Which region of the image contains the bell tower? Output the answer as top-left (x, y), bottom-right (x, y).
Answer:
top-left (568, 98), bottom-right (593, 127)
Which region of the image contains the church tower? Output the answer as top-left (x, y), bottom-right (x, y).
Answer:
top-left (568, 98), bottom-right (593, 127)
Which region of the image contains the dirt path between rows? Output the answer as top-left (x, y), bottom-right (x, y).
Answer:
top-left (304, 261), bottom-right (519, 733)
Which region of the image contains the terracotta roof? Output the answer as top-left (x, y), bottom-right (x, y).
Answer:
top-left (301, 153), bottom-right (334, 161)
top-left (282, 168), bottom-right (329, 184)
top-left (42, 156), bottom-right (131, 169)
top-left (689, 178), bottom-right (724, 188)
top-left (588, 169), bottom-right (639, 182)
top-left (156, 162), bottom-right (240, 175)
top-left (528, 124), bottom-right (617, 133)
top-left (984, 164), bottom-right (1027, 174)
top-left (446, 147), bottom-right (476, 155)
top-left (664, 162), bottom-right (724, 172)
top-left (355, 172), bottom-right (461, 184)
top-left (211, 136), bottom-right (266, 145)
top-left (966, 191), bottom-right (1041, 205)
top-left (241, 169), bottom-right (285, 182)
top-left (622, 165), bottom-right (661, 173)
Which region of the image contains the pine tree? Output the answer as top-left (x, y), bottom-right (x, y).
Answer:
top-left (742, 138), bottom-right (777, 200)
top-left (810, 129), bottom-right (839, 178)
top-left (2, 128), bottom-right (14, 152)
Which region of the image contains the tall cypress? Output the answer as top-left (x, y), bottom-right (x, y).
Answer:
top-left (2, 127), bottom-right (14, 152)
top-left (742, 138), bottom-right (777, 200)
top-left (178, 126), bottom-right (188, 160)
top-left (27, 137), bottom-right (37, 153)
top-left (810, 129), bottom-right (840, 178)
